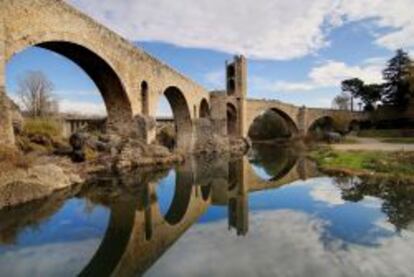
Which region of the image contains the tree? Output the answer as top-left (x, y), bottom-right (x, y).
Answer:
top-left (382, 49), bottom-right (413, 108)
top-left (360, 83), bottom-right (383, 111)
top-left (332, 93), bottom-right (351, 110)
top-left (341, 78), bottom-right (382, 111)
top-left (17, 71), bottom-right (57, 118)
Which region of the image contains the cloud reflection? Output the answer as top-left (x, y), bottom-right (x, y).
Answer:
top-left (0, 239), bottom-right (101, 277)
top-left (146, 210), bottom-right (414, 277)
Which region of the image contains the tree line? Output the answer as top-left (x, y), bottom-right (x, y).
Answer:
top-left (333, 49), bottom-right (414, 111)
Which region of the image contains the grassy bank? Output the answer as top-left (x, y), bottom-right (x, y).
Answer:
top-left (310, 147), bottom-right (414, 180)
top-left (381, 138), bottom-right (414, 144)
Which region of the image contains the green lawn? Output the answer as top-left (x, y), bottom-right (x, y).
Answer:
top-left (310, 147), bottom-right (414, 178)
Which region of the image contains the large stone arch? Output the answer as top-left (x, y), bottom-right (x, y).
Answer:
top-left (247, 107), bottom-right (299, 140)
top-left (5, 35), bottom-right (133, 132)
top-left (163, 86), bottom-right (193, 151)
top-left (0, 0), bottom-right (141, 138)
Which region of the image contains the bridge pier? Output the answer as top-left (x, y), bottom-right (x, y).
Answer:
top-left (0, 20), bottom-right (14, 146)
top-left (297, 106), bottom-right (308, 138)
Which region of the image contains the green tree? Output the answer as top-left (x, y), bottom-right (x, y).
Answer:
top-left (383, 49), bottom-right (413, 108)
top-left (341, 78), bottom-right (382, 111)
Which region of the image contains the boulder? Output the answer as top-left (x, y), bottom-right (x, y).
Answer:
top-left (0, 164), bottom-right (82, 209)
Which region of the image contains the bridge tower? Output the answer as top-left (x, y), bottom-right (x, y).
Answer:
top-left (226, 55), bottom-right (247, 137)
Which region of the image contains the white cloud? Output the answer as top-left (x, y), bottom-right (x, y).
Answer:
top-left (146, 210), bottom-right (414, 277)
top-left (67, 0), bottom-right (339, 60)
top-left (310, 182), bottom-right (345, 206)
top-left (58, 99), bottom-right (107, 116)
top-left (67, 0), bottom-right (414, 60)
top-left (250, 58), bottom-right (384, 94)
top-left (336, 0), bottom-right (414, 51)
top-left (0, 239), bottom-right (101, 276)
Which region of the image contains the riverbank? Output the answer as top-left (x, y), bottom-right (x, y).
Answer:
top-left (310, 146), bottom-right (414, 182)
top-left (331, 137), bottom-right (414, 152)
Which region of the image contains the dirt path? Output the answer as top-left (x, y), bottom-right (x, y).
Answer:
top-left (331, 137), bottom-right (414, 152)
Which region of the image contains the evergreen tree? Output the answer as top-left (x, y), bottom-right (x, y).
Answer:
top-left (382, 49), bottom-right (413, 108)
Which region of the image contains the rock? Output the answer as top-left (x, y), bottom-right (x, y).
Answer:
top-left (115, 138), bottom-right (183, 170)
top-left (0, 164), bottom-right (82, 209)
top-left (69, 132), bottom-right (86, 151)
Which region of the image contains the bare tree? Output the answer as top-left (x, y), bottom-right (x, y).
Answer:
top-left (332, 92), bottom-right (351, 110)
top-left (17, 71), bottom-right (57, 118)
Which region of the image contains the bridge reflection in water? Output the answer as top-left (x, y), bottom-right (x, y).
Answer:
top-left (79, 144), bottom-right (318, 276)
top-left (0, 145), bottom-right (319, 276)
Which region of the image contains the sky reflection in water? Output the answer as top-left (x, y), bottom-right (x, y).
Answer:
top-left (0, 145), bottom-right (413, 276)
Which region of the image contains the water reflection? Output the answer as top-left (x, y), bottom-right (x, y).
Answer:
top-left (1, 145), bottom-right (414, 276)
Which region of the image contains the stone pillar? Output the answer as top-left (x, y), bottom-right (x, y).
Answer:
top-left (0, 20), bottom-right (15, 146)
top-left (298, 106), bottom-right (308, 138)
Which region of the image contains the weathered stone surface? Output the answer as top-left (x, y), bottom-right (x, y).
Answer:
top-left (0, 164), bottom-right (82, 208)
top-left (115, 139), bottom-right (184, 170)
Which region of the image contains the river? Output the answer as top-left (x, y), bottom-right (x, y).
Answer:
top-left (0, 144), bottom-right (413, 276)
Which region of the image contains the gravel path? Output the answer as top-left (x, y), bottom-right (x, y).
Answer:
top-left (331, 137), bottom-right (414, 152)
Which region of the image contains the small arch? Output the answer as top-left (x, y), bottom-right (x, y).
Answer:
top-left (227, 103), bottom-right (238, 137)
top-left (141, 81), bottom-right (149, 115)
top-left (201, 184), bottom-right (212, 201)
top-left (228, 79), bottom-right (236, 95)
top-left (199, 98), bottom-right (210, 118)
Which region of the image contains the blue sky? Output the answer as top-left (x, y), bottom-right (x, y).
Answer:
top-left (6, 0), bottom-right (414, 115)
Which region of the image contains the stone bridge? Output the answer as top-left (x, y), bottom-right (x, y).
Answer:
top-left (0, 0), bottom-right (368, 152)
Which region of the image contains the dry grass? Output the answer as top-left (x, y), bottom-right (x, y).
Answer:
top-left (23, 118), bottom-right (62, 139)
top-left (0, 145), bottom-right (32, 172)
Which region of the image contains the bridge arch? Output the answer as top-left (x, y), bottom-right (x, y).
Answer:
top-left (247, 108), bottom-right (299, 141)
top-left (161, 86), bottom-right (193, 151)
top-left (5, 37), bottom-right (133, 134)
top-left (248, 145), bottom-right (299, 182)
top-left (308, 116), bottom-right (334, 131)
top-left (161, 170), bottom-right (194, 226)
